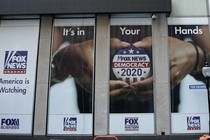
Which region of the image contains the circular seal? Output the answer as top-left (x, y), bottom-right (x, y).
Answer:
top-left (112, 46), bottom-right (151, 84)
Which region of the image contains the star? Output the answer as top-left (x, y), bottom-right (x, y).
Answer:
top-left (128, 48), bottom-right (134, 54)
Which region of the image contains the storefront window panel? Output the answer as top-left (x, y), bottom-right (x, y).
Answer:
top-left (48, 18), bottom-right (95, 135)
top-left (109, 17), bottom-right (154, 134)
top-left (0, 19), bottom-right (40, 134)
top-left (169, 17), bottom-right (210, 133)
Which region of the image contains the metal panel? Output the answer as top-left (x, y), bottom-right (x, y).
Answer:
top-left (34, 16), bottom-right (53, 135)
top-left (152, 14), bottom-right (170, 135)
top-left (0, 0), bottom-right (171, 16)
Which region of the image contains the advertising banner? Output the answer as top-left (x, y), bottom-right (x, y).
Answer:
top-left (109, 17), bottom-right (154, 134)
top-left (169, 17), bottom-right (210, 133)
top-left (48, 18), bottom-right (94, 135)
top-left (0, 20), bottom-right (40, 134)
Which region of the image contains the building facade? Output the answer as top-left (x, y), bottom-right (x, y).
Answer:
top-left (0, 0), bottom-right (209, 139)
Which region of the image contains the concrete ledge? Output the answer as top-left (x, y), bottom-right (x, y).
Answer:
top-left (0, 135), bottom-right (201, 140)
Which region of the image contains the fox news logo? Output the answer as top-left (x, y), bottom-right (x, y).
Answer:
top-left (187, 116), bottom-right (201, 130)
top-left (1, 118), bottom-right (19, 129)
top-left (112, 46), bottom-right (150, 84)
top-left (63, 117), bottom-right (77, 131)
top-left (125, 117), bottom-right (139, 131)
top-left (4, 51), bottom-right (28, 74)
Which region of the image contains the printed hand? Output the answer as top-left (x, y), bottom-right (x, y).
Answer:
top-left (53, 40), bottom-right (94, 93)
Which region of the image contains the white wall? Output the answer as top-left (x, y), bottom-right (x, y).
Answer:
top-left (171, 0), bottom-right (207, 17)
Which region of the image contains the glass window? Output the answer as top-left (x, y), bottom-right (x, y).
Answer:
top-left (169, 17), bottom-right (210, 133)
top-left (0, 19), bottom-right (40, 134)
top-left (109, 17), bottom-right (154, 134)
top-left (47, 18), bottom-right (95, 135)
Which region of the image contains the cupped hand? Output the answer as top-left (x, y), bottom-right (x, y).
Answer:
top-left (130, 77), bottom-right (153, 102)
top-left (168, 36), bottom-right (198, 88)
top-left (110, 38), bottom-right (130, 50)
top-left (199, 134), bottom-right (210, 140)
top-left (53, 40), bottom-right (94, 93)
top-left (110, 80), bottom-right (134, 102)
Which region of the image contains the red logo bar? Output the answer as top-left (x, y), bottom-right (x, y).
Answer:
top-left (94, 135), bottom-right (118, 140)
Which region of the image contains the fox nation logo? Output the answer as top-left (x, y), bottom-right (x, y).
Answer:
top-left (3, 51), bottom-right (28, 74)
top-left (1, 118), bottom-right (19, 129)
top-left (63, 117), bottom-right (77, 131)
top-left (125, 117), bottom-right (139, 131)
top-left (187, 116), bottom-right (201, 130)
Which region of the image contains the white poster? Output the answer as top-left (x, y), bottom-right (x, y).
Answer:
top-left (169, 17), bottom-right (210, 133)
top-left (109, 17), bottom-right (154, 134)
top-left (48, 18), bottom-right (94, 135)
top-left (0, 20), bottom-right (40, 134)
